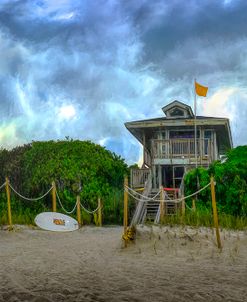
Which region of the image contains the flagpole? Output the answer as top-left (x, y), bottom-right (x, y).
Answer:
top-left (194, 79), bottom-right (197, 168)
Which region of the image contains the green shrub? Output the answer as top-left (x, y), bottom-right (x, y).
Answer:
top-left (0, 140), bottom-right (128, 225)
top-left (184, 145), bottom-right (247, 217)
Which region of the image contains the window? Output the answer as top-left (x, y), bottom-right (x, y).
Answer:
top-left (160, 131), bottom-right (166, 139)
top-left (153, 131), bottom-right (166, 139)
top-left (169, 130), bottom-right (199, 139)
top-left (204, 130), bottom-right (212, 139)
top-left (204, 130), bottom-right (212, 155)
top-left (153, 131), bottom-right (159, 139)
top-left (170, 108), bottom-right (184, 117)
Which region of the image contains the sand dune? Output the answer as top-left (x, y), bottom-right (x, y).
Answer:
top-left (0, 225), bottom-right (246, 302)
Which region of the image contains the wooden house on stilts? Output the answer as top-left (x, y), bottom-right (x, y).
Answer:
top-left (125, 100), bottom-right (232, 223)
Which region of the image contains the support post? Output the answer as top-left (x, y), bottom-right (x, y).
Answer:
top-left (123, 176), bottom-right (128, 247)
top-left (76, 195), bottom-right (81, 226)
top-left (192, 198), bottom-right (196, 211)
top-left (98, 197), bottom-right (102, 227)
top-left (5, 177), bottom-right (12, 227)
top-left (181, 196), bottom-right (185, 216)
top-left (160, 186), bottom-right (165, 224)
top-left (210, 176), bottom-right (222, 250)
top-left (194, 79), bottom-right (198, 168)
top-left (52, 181), bottom-right (56, 212)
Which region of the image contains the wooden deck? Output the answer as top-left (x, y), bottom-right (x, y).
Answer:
top-left (151, 138), bottom-right (214, 161)
top-left (130, 168), bottom-right (151, 188)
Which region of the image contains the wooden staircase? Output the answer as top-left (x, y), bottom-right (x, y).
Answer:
top-left (164, 189), bottom-right (179, 215)
top-left (145, 190), bottom-right (160, 222)
top-left (129, 173), bottom-right (185, 225)
top-left (145, 189), bottom-right (180, 223)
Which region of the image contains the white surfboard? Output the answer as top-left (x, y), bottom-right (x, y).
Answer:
top-left (34, 212), bottom-right (79, 232)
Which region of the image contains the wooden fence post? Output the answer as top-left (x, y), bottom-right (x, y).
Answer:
top-left (52, 181), bottom-right (56, 212)
top-left (181, 196), bottom-right (185, 216)
top-left (192, 198), bottom-right (196, 211)
top-left (76, 195), bottom-right (81, 226)
top-left (210, 176), bottom-right (222, 250)
top-left (5, 177), bottom-right (12, 227)
top-left (160, 186), bottom-right (164, 224)
top-left (98, 197), bottom-right (102, 227)
top-left (123, 176), bottom-right (128, 247)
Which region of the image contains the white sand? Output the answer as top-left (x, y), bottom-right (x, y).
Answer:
top-left (0, 225), bottom-right (247, 302)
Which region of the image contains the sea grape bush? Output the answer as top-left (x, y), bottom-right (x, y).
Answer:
top-left (184, 146), bottom-right (247, 216)
top-left (0, 140), bottom-right (128, 224)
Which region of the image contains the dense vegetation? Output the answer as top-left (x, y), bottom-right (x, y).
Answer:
top-left (0, 140), bottom-right (128, 225)
top-left (184, 146), bottom-right (247, 221)
top-left (1, 140), bottom-right (246, 229)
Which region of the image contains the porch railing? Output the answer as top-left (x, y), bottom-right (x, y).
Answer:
top-left (151, 138), bottom-right (213, 160)
top-left (130, 168), bottom-right (151, 188)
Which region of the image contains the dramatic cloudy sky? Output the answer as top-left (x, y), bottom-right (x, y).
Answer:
top-left (0, 0), bottom-right (246, 164)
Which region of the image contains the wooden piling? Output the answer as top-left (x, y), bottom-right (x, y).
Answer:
top-left (5, 177), bottom-right (12, 227)
top-left (192, 198), bottom-right (196, 211)
top-left (160, 186), bottom-right (165, 223)
top-left (98, 197), bottom-right (102, 227)
top-left (52, 181), bottom-right (57, 212)
top-left (76, 195), bottom-right (81, 226)
top-left (123, 176), bottom-right (128, 247)
top-left (181, 196), bottom-right (185, 216)
top-left (210, 176), bottom-right (222, 250)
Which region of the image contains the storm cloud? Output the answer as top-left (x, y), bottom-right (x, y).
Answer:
top-left (0, 0), bottom-right (246, 164)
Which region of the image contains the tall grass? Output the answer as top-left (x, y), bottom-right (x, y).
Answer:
top-left (1, 193), bottom-right (247, 230)
top-left (160, 207), bottom-right (247, 230)
top-left (0, 188), bottom-right (124, 226)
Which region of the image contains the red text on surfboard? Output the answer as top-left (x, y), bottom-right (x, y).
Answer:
top-left (53, 218), bottom-right (65, 226)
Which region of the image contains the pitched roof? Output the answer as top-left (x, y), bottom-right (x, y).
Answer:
top-left (162, 100), bottom-right (194, 117)
top-left (126, 115), bottom-right (228, 125)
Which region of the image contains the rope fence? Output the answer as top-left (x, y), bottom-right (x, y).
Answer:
top-left (8, 183), bottom-right (53, 201)
top-left (0, 182), bottom-right (6, 190)
top-left (0, 178), bottom-right (103, 228)
top-left (124, 182), bottom-right (211, 204)
top-left (79, 201), bottom-right (101, 214)
top-left (125, 186), bottom-right (161, 200)
top-left (55, 189), bottom-right (78, 214)
top-left (124, 186), bottom-right (161, 202)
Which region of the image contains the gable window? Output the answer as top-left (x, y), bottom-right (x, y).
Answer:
top-left (170, 108), bottom-right (185, 117)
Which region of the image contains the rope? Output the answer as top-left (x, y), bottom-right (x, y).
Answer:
top-left (55, 189), bottom-right (78, 214)
top-left (0, 182), bottom-right (6, 190)
top-left (125, 186), bottom-right (161, 201)
top-left (4, 179), bottom-right (102, 215)
top-left (124, 185), bottom-right (154, 199)
top-left (8, 183), bottom-right (53, 201)
top-left (125, 187), bottom-right (177, 203)
top-left (164, 191), bottom-right (172, 200)
top-left (152, 182), bottom-right (211, 203)
top-left (125, 182), bottom-right (211, 204)
top-left (124, 186), bottom-right (148, 198)
top-left (79, 201), bottom-right (101, 214)
top-left (124, 189), bottom-right (149, 202)
top-left (185, 202), bottom-right (193, 210)
top-left (55, 187), bottom-right (101, 214)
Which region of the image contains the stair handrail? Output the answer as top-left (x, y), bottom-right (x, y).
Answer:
top-left (130, 172), bottom-right (152, 227)
top-left (178, 171), bottom-right (186, 198)
top-left (154, 187), bottom-right (176, 223)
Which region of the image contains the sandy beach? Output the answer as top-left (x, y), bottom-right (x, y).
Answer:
top-left (0, 225), bottom-right (246, 302)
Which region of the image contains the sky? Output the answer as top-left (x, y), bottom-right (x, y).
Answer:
top-left (0, 0), bottom-right (247, 165)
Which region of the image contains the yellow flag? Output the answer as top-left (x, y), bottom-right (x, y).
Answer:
top-left (195, 81), bottom-right (208, 97)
